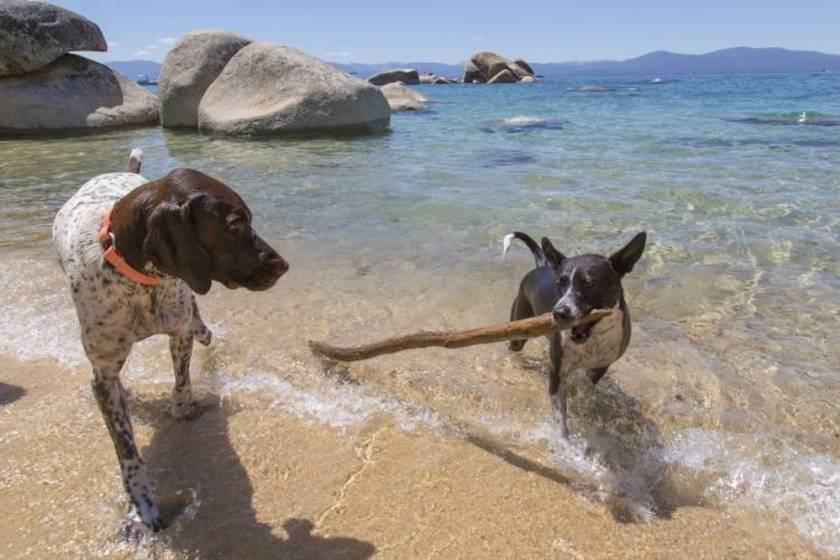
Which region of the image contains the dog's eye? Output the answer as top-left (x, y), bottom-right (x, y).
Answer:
top-left (557, 275), bottom-right (570, 289)
top-left (226, 213), bottom-right (248, 232)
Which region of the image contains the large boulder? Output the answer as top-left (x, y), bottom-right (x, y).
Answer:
top-left (158, 30), bottom-right (251, 127)
top-left (487, 69), bottom-right (517, 84)
top-left (463, 60), bottom-right (485, 83)
top-left (368, 68), bottom-right (419, 86)
top-left (380, 82), bottom-right (429, 111)
top-left (0, 0), bottom-right (106, 77)
top-left (509, 60), bottom-right (534, 79)
top-left (512, 58), bottom-right (534, 76)
top-left (470, 52), bottom-right (512, 81)
top-left (0, 54), bottom-right (158, 134)
top-left (198, 43), bottom-right (390, 136)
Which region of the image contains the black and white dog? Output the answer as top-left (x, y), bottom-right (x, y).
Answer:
top-left (503, 231), bottom-right (646, 437)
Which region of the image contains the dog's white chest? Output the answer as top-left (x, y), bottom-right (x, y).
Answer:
top-left (560, 309), bottom-right (625, 373)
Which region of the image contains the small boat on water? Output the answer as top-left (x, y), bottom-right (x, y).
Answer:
top-left (136, 73), bottom-right (158, 86)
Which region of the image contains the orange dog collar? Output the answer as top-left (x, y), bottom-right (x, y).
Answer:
top-left (99, 208), bottom-right (161, 286)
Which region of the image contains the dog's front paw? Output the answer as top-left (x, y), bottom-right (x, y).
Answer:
top-left (129, 497), bottom-right (165, 533)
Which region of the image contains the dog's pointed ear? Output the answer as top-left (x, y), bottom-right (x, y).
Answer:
top-left (143, 195), bottom-right (213, 294)
top-left (609, 232), bottom-right (647, 276)
top-left (541, 237), bottom-right (566, 269)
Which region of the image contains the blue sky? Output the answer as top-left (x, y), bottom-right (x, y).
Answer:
top-left (61, 0), bottom-right (840, 63)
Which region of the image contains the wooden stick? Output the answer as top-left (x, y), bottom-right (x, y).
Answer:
top-left (308, 309), bottom-right (612, 362)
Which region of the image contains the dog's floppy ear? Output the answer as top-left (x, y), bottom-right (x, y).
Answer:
top-left (609, 232), bottom-right (647, 276)
top-left (143, 195), bottom-right (213, 294)
top-left (541, 237), bottom-right (566, 269)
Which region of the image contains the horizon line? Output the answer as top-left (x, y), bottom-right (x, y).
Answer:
top-left (102, 45), bottom-right (840, 66)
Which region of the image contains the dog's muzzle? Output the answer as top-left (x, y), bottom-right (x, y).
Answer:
top-left (570, 323), bottom-right (596, 343)
top-left (242, 255), bottom-right (289, 291)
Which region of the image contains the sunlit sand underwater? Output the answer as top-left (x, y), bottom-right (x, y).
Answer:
top-left (1, 74), bottom-right (838, 558)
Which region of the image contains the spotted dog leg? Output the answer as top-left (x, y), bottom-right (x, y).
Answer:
top-left (170, 334), bottom-right (198, 420)
top-left (190, 297), bottom-right (212, 346)
top-left (90, 357), bottom-right (163, 532)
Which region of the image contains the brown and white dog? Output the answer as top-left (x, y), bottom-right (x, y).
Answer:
top-left (52, 149), bottom-right (288, 531)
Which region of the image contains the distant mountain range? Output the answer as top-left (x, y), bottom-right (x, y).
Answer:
top-left (106, 47), bottom-right (840, 81)
top-left (106, 59), bottom-right (164, 79)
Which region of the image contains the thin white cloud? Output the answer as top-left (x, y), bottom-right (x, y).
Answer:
top-left (144, 44), bottom-right (159, 50)
top-left (133, 50), bottom-right (149, 57)
top-left (107, 41), bottom-right (119, 48)
top-left (325, 51), bottom-right (352, 58)
top-left (159, 37), bottom-right (176, 44)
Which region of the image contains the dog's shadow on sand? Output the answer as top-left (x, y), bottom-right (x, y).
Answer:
top-left (0, 382), bottom-right (26, 406)
top-left (132, 396), bottom-right (375, 560)
top-left (469, 360), bottom-right (700, 523)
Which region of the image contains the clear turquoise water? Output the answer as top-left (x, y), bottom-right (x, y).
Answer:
top-left (1, 73), bottom-right (838, 552)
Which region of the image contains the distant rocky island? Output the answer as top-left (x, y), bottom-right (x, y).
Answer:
top-left (109, 46), bottom-right (840, 82)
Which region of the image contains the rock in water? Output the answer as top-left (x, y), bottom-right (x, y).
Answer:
top-left (470, 52), bottom-right (512, 81)
top-left (0, 0), bottom-right (106, 77)
top-left (519, 75), bottom-right (536, 84)
top-left (463, 60), bottom-right (485, 83)
top-left (487, 69), bottom-right (517, 84)
top-left (510, 60), bottom-right (534, 79)
top-left (368, 68), bottom-right (419, 85)
top-left (380, 82), bottom-right (429, 111)
top-left (158, 30), bottom-right (251, 127)
top-left (512, 58), bottom-right (534, 76)
top-left (198, 43), bottom-right (390, 137)
top-left (0, 55), bottom-right (158, 134)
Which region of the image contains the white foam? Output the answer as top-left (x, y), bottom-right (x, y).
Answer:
top-left (217, 370), bottom-right (444, 433)
top-left (0, 264), bottom-right (86, 367)
top-left (502, 115), bottom-right (550, 126)
top-left (662, 428), bottom-right (840, 555)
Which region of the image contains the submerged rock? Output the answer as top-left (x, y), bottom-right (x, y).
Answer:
top-left (368, 68), bottom-right (419, 86)
top-left (581, 84), bottom-right (606, 92)
top-left (158, 30), bottom-right (251, 127)
top-left (198, 42), bottom-right (390, 136)
top-left (380, 82), bottom-right (429, 111)
top-left (0, 54), bottom-right (158, 134)
top-left (0, 0), bottom-right (106, 77)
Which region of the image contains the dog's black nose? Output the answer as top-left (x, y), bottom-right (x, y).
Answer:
top-left (553, 306), bottom-right (573, 323)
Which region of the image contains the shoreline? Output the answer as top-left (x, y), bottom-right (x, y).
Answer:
top-left (0, 354), bottom-right (827, 559)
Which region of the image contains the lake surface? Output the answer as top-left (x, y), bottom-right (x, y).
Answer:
top-left (1, 73), bottom-right (838, 554)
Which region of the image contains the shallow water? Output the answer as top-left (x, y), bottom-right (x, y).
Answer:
top-left (1, 73), bottom-right (839, 555)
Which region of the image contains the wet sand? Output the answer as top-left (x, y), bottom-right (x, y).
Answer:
top-left (0, 351), bottom-right (827, 559)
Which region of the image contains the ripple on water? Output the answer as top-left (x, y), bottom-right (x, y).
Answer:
top-left (493, 115), bottom-right (565, 133)
top-left (722, 111), bottom-right (840, 126)
top-left (662, 428), bottom-right (840, 556)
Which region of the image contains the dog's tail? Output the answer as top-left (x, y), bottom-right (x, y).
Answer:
top-left (502, 231), bottom-right (546, 268)
top-left (127, 148), bottom-right (143, 174)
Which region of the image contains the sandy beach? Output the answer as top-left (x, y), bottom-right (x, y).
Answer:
top-left (1, 354), bottom-right (826, 559)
